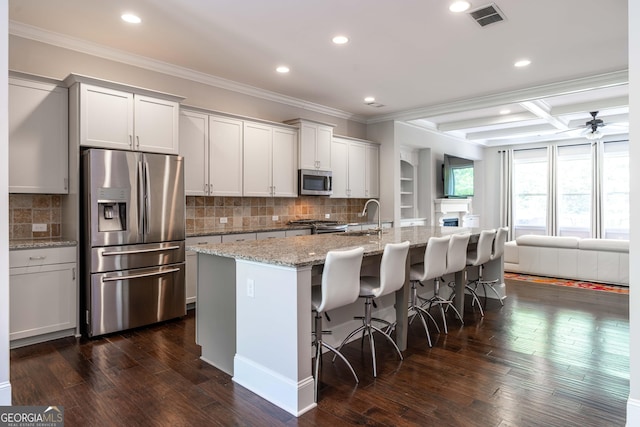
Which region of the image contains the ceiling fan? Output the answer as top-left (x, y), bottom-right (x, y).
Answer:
top-left (584, 111), bottom-right (605, 140)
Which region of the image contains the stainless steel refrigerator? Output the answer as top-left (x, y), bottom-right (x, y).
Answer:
top-left (81, 148), bottom-right (186, 337)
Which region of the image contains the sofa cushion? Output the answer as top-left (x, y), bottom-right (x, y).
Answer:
top-left (516, 235), bottom-right (579, 249)
top-left (578, 238), bottom-right (629, 253)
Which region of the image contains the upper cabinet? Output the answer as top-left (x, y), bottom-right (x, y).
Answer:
top-left (331, 136), bottom-right (379, 199)
top-left (179, 110), bottom-right (243, 196)
top-left (66, 75), bottom-right (183, 155)
top-left (9, 74), bottom-right (69, 194)
top-left (243, 122), bottom-right (297, 197)
top-left (285, 118), bottom-right (334, 171)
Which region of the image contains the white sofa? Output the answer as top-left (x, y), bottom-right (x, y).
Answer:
top-left (504, 235), bottom-right (629, 286)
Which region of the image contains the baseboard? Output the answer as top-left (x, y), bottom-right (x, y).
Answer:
top-left (627, 397), bottom-right (640, 426)
top-left (233, 354), bottom-right (316, 417)
top-left (0, 380), bottom-right (11, 405)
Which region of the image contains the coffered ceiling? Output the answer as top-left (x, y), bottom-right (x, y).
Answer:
top-left (8, 0), bottom-right (629, 145)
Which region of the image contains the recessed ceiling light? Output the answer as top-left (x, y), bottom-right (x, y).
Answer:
top-left (121, 13), bottom-right (141, 24)
top-left (499, 109), bottom-right (511, 115)
top-left (449, 1), bottom-right (471, 13)
top-left (276, 66), bottom-right (290, 74)
top-left (514, 59), bottom-right (531, 68)
top-left (364, 96), bottom-right (375, 103)
top-left (332, 35), bottom-right (349, 45)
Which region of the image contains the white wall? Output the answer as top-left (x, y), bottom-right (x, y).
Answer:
top-left (627, 0), bottom-right (639, 423)
top-left (1, 2), bottom-right (12, 405)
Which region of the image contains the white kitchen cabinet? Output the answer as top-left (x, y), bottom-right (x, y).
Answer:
top-left (243, 122), bottom-right (297, 197)
top-left (180, 110), bottom-right (243, 196)
top-left (331, 136), bottom-right (379, 199)
top-left (9, 75), bottom-right (69, 194)
top-left (9, 246), bottom-right (77, 347)
top-left (256, 231), bottom-right (286, 240)
top-left (222, 233), bottom-right (257, 243)
top-left (366, 143), bottom-right (380, 198)
top-left (67, 75), bottom-right (182, 154)
top-left (186, 236), bottom-right (222, 307)
top-left (285, 119), bottom-right (333, 170)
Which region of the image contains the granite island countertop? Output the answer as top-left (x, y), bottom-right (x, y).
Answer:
top-left (186, 220), bottom-right (393, 238)
top-left (189, 226), bottom-right (479, 267)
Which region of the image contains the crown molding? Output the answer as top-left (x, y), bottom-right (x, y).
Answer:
top-left (9, 21), bottom-right (367, 123)
top-left (367, 70), bottom-right (629, 124)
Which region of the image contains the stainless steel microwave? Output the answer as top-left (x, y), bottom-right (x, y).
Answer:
top-left (298, 169), bottom-right (332, 196)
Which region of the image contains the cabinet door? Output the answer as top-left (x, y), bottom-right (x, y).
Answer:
top-left (179, 110), bottom-right (209, 196)
top-left (80, 84), bottom-right (134, 150)
top-left (299, 123), bottom-right (318, 170)
top-left (135, 95), bottom-right (180, 154)
top-left (316, 125), bottom-right (333, 170)
top-left (348, 142), bottom-right (367, 198)
top-left (210, 116), bottom-right (243, 196)
top-left (272, 127), bottom-right (297, 197)
top-left (10, 263), bottom-right (77, 341)
top-left (185, 236), bottom-right (222, 306)
top-left (9, 79), bottom-right (69, 194)
top-left (366, 144), bottom-right (380, 198)
top-left (330, 138), bottom-right (349, 198)
top-left (243, 122), bottom-right (273, 196)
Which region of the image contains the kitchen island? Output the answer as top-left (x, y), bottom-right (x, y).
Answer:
top-left (189, 226), bottom-right (504, 416)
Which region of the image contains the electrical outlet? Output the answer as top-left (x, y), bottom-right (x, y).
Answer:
top-left (247, 279), bottom-right (255, 298)
top-left (220, 217), bottom-right (228, 224)
top-left (325, 213), bottom-right (330, 219)
top-left (32, 223), bottom-right (47, 232)
top-left (272, 215), bottom-right (279, 221)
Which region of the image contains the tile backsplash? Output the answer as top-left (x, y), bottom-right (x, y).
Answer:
top-left (9, 194), bottom-right (62, 240)
top-left (186, 196), bottom-right (370, 235)
top-left (8, 194), bottom-right (374, 240)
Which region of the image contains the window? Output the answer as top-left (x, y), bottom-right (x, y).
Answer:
top-left (602, 141), bottom-right (629, 239)
top-left (513, 148), bottom-right (548, 237)
top-left (556, 144), bottom-right (591, 238)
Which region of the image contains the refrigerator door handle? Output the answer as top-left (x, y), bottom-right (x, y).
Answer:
top-left (137, 160), bottom-right (145, 236)
top-left (144, 160), bottom-right (151, 235)
top-left (102, 267), bottom-right (181, 282)
top-left (101, 245), bottom-right (182, 256)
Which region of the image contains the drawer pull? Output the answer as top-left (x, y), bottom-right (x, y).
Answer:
top-left (102, 245), bottom-right (181, 256)
top-left (29, 256), bottom-right (46, 260)
top-left (102, 267), bottom-right (181, 282)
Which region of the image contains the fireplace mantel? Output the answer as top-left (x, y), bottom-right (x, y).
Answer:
top-left (434, 198), bottom-right (473, 226)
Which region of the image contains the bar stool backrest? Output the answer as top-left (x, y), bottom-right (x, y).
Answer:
top-left (491, 227), bottom-right (509, 260)
top-left (317, 247), bottom-right (365, 313)
top-left (445, 233), bottom-right (471, 275)
top-left (376, 241), bottom-right (411, 298)
top-left (467, 229), bottom-right (496, 267)
top-left (419, 235), bottom-right (450, 282)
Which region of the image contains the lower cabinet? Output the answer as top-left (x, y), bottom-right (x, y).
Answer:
top-left (9, 246), bottom-right (77, 347)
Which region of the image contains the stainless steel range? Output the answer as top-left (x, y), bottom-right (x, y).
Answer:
top-left (288, 219), bottom-right (348, 234)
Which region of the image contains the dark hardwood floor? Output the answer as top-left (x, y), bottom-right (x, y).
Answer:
top-left (11, 279), bottom-right (629, 426)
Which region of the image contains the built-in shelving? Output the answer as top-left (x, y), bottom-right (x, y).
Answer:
top-left (400, 160), bottom-right (416, 219)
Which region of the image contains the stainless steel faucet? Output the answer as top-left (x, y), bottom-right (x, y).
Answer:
top-left (362, 199), bottom-right (382, 237)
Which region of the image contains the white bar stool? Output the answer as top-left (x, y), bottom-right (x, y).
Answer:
top-left (483, 227), bottom-right (508, 303)
top-left (335, 241), bottom-right (410, 377)
top-left (465, 229), bottom-right (497, 309)
top-left (311, 246), bottom-right (364, 402)
top-left (423, 233), bottom-right (469, 333)
top-left (408, 235), bottom-right (450, 346)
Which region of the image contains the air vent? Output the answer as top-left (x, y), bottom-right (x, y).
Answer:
top-left (468, 3), bottom-right (506, 27)
top-left (365, 102), bottom-right (385, 108)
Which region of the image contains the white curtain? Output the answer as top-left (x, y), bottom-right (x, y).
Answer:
top-left (547, 145), bottom-right (557, 236)
top-left (499, 149), bottom-right (513, 240)
top-left (591, 141), bottom-right (603, 238)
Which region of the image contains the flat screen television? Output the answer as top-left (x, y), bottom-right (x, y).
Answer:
top-left (443, 154), bottom-right (474, 198)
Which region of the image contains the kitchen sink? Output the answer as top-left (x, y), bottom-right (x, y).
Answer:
top-left (340, 230), bottom-right (383, 237)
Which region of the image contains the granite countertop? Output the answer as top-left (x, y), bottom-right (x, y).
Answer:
top-left (189, 226), bottom-right (478, 267)
top-left (9, 238), bottom-right (78, 250)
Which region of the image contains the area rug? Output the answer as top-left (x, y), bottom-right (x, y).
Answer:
top-left (504, 272), bottom-right (629, 294)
